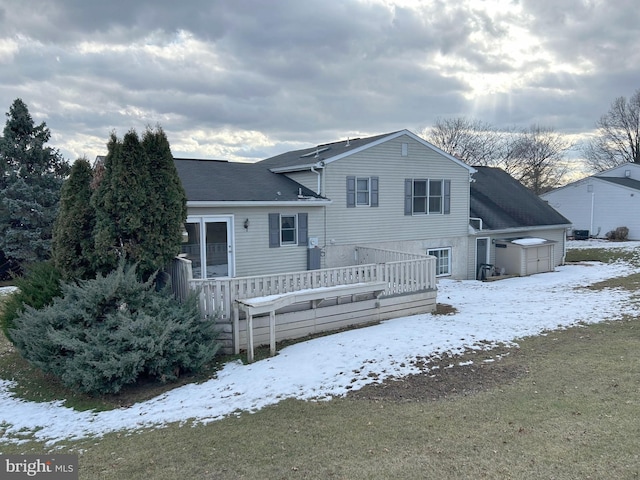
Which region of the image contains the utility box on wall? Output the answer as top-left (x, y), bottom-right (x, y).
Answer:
top-left (494, 238), bottom-right (556, 277)
top-left (307, 237), bottom-right (321, 270)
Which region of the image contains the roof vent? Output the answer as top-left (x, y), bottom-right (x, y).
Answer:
top-left (301, 146), bottom-right (330, 158)
top-left (345, 137), bottom-right (350, 147)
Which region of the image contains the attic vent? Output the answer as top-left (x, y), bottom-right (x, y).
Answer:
top-left (301, 146), bottom-right (330, 158)
top-left (625, 169), bottom-right (631, 177)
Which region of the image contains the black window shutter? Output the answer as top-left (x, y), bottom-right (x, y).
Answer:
top-left (371, 176), bottom-right (379, 207)
top-left (404, 179), bottom-right (412, 215)
top-left (444, 180), bottom-right (451, 214)
top-left (268, 213), bottom-right (280, 248)
top-left (298, 213), bottom-right (308, 246)
top-left (346, 176), bottom-right (355, 207)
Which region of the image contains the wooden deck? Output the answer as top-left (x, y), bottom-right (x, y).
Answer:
top-left (174, 247), bottom-right (438, 356)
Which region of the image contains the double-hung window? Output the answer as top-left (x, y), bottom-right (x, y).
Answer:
top-left (269, 213), bottom-right (308, 247)
top-left (428, 247), bottom-right (452, 276)
top-left (347, 176), bottom-right (379, 207)
top-left (280, 214), bottom-right (297, 245)
top-left (405, 179), bottom-right (451, 215)
top-left (356, 177), bottom-right (370, 206)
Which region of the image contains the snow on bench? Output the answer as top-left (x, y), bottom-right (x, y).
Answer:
top-left (235, 281), bottom-right (388, 362)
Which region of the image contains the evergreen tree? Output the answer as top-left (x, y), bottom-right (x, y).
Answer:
top-left (0, 99), bottom-right (69, 268)
top-left (52, 158), bottom-right (96, 280)
top-left (141, 126), bottom-right (188, 275)
top-left (91, 130), bottom-right (153, 276)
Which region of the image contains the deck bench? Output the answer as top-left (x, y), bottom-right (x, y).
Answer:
top-left (235, 281), bottom-right (387, 362)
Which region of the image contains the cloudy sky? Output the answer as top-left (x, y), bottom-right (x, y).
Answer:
top-left (1, 0), bottom-right (639, 164)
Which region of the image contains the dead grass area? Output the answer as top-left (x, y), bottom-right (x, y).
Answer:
top-left (348, 344), bottom-right (526, 403)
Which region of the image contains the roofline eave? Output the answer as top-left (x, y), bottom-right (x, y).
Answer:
top-left (187, 199), bottom-right (332, 208)
top-left (470, 224), bottom-right (572, 236)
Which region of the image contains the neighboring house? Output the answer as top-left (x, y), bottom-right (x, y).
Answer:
top-left (469, 167), bottom-right (571, 279)
top-left (540, 163), bottom-right (640, 240)
top-left (175, 129), bottom-right (570, 282)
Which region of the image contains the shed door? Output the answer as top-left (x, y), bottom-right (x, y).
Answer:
top-left (525, 245), bottom-right (552, 275)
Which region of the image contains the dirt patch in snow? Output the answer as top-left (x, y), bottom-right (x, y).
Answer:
top-left (347, 345), bottom-right (527, 402)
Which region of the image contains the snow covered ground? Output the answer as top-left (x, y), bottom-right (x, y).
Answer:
top-left (1, 239), bottom-right (639, 447)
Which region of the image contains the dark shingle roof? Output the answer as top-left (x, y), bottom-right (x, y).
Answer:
top-left (174, 158), bottom-right (324, 202)
top-left (258, 132), bottom-right (399, 170)
top-left (597, 176), bottom-right (640, 191)
top-left (470, 167), bottom-right (570, 230)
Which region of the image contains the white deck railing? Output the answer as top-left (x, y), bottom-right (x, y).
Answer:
top-left (187, 255), bottom-right (436, 321)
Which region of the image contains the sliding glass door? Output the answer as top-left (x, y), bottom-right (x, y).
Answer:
top-left (181, 216), bottom-right (234, 279)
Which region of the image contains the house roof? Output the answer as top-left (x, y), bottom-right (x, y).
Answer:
top-left (470, 167), bottom-right (570, 230)
top-left (259, 129), bottom-right (475, 174)
top-left (257, 132), bottom-right (394, 171)
top-left (597, 176), bottom-right (640, 191)
top-left (174, 158), bottom-right (326, 203)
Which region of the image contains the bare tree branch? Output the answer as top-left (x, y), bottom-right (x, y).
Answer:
top-left (582, 89), bottom-right (640, 172)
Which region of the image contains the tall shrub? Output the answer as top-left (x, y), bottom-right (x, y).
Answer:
top-left (0, 262), bottom-right (62, 340)
top-left (52, 158), bottom-right (95, 280)
top-left (141, 126), bottom-right (188, 273)
top-left (90, 128), bottom-right (186, 280)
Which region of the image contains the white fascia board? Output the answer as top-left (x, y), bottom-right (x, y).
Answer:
top-left (269, 163), bottom-right (317, 173)
top-left (267, 129), bottom-right (477, 174)
top-left (544, 176), bottom-right (640, 197)
top-left (319, 129), bottom-right (477, 173)
top-left (594, 162), bottom-right (640, 177)
top-left (400, 130), bottom-right (477, 174)
top-left (471, 224), bottom-right (572, 236)
top-left (188, 199), bottom-right (332, 208)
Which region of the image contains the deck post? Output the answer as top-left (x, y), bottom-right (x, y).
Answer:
top-left (232, 302), bottom-right (240, 355)
top-left (247, 313), bottom-right (254, 363)
top-left (269, 310), bottom-right (276, 356)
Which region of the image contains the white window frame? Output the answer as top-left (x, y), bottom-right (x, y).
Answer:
top-left (412, 179), bottom-right (428, 214)
top-left (412, 179), bottom-right (444, 215)
top-left (427, 247), bottom-right (452, 277)
top-left (280, 214), bottom-right (297, 246)
top-left (428, 179), bottom-right (444, 214)
top-left (356, 177), bottom-right (371, 206)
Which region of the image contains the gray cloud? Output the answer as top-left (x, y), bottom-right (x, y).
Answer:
top-left (0, 0), bottom-right (638, 164)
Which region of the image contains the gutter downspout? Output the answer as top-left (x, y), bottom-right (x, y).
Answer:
top-left (590, 192), bottom-right (595, 236)
top-left (311, 165), bottom-right (322, 195)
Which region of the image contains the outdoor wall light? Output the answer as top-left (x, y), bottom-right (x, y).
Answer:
top-left (244, 218), bottom-right (250, 230)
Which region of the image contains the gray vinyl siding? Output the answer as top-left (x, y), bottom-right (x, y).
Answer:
top-left (318, 134), bottom-right (471, 246)
top-left (186, 205), bottom-right (324, 277)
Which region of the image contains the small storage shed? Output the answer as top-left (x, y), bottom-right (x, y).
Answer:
top-left (493, 237), bottom-right (556, 277)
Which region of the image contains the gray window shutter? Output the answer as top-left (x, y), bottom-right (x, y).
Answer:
top-left (298, 213), bottom-right (308, 246)
top-left (371, 176), bottom-right (379, 207)
top-left (443, 180), bottom-right (451, 214)
top-left (269, 213), bottom-right (280, 248)
top-left (404, 179), bottom-right (412, 215)
top-left (346, 176), bottom-right (355, 208)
